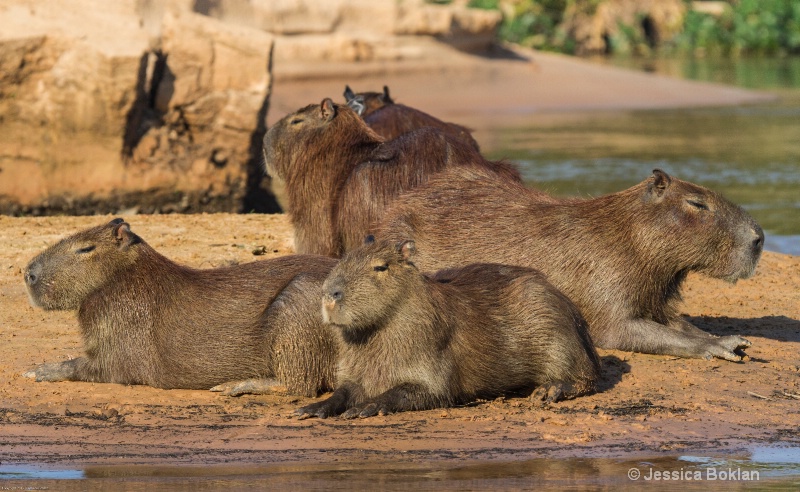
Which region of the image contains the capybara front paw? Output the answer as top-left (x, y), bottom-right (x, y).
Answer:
top-left (530, 382), bottom-right (567, 405)
top-left (702, 335), bottom-right (751, 361)
top-left (23, 361), bottom-right (75, 382)
top-left (341, 402), bottom-right (390, 419)
top-left (295, 400), bottom-right (339, 420)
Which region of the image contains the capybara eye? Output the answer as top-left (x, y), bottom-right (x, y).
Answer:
top-left (687, 199), bottom-right (709, 211)
top-left (290, 118), bottom-right (303, 125)
top-left (373, 264), bottom-right (388, 272)
top-left (75, 245), bottom-right (96, 254)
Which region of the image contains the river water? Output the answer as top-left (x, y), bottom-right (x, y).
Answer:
top-left (484, 56), bottom-right (800, 255)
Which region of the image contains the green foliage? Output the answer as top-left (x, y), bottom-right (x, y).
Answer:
top-left (467, 0), bottom-right (500, 9)
top-left (670, 0), bottom-right (800, 55)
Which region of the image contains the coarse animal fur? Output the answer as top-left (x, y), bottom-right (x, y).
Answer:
top-left (23, 219), bottom-right (337, 395)
top-left (262, 98), bottom-right (519, 257)
top-left (377, 167), bottom-right (764, 361)
top-left (295, 237), bottom-right (600, 419)
top-left (344, 85), bottom-right (480, 151)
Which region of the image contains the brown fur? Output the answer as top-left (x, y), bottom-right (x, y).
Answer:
top-left (23, 218), bottom-right (337, 395)
top-left (295, 237), bottom-right (600, 419)
top-left (377, 167), bottom-right (764, 361)
top-left (262, 98), bottom-right (519, 257)
top-left (344, 85), bottom-right (480, 151)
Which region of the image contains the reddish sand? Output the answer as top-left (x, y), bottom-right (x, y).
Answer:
top-left (1, 213), bottom-right (797, 467)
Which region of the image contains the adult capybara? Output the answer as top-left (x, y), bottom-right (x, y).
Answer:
top-left (377, 167), bottom-right (764, 362)
top-left (295, 237), bottom-right (600, 419)
top-left (23, 218), bottom-right (337, 396)
top-left (262, 98), bottom-right (519, 257)
top-left (343, 85), bottom-right (480, 151)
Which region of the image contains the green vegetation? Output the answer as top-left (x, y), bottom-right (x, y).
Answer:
top-left (468, 0), bottom-right (800, 56)
top-left (674, 0), bottom-right (800, 55)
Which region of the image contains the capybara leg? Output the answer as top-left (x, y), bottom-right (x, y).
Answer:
top-left (23, 358), bottom-right (83, 382)
top-left (210, 378), bottom-right (286, 396)
top-left (600, 319), bottom-right (750, 361)
top-left (295, 384), bottom-right (355, 419)
top-left (667, 318), bottom-right (715, 338)
top-left (340, 382), bottom-right (438, 419)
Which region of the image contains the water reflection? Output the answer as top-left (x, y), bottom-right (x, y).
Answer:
top-left (3, 447), bottom-right (800, 489)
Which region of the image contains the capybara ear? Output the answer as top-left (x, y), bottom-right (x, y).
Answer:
top-left (364, 235), bottom-right (376, 245)
top-left (382, 85), bottom-right (392, 103)
top-left (112, 221), bottom-right (140, 250)
top-left (397, 240), bottom-right (416, 261)
top-left (343, 85), bottom-right (355, 101)
top-left (320, 98), bottom-right (336, 121)
top-left (108, 217), bottom-right (125, 226)
top-left (649, 169), bottom-right (673, 198)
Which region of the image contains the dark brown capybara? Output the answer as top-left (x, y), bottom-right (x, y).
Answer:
top-left (23, 218), bottom-right (337, 396)
top-left (295, 237), bottom-right (600, 419)
top-left (262, 98), bottom-right (519, 257)
top-left (377, 167), bottom-right (764, 362)
top-left (343, 85), bottom-right (480, 151)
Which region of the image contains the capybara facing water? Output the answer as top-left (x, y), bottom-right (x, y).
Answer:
top-left (295, 237), bottom-right (600, 419)
top-left (343, 85), bottom-right (480, 151)
top-left (377, 168), bottom-right (764, 361)
top-left (262, 98), bottom-right (519, 257)
top-left (23, 219), bottom-right (337, 396)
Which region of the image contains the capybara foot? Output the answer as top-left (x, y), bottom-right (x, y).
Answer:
top-left (23, 360), bottom-right (79, 382)
top-left (295, 400), bottom-right (341, 420)
top-left (530, 382), bottom-right (569, 406)
top-left (700, 335), bottom-right (751, 362)
top-left (341, 402), bottom-right (392, 419)
top-left (210, 378), bottom-right (287, 396)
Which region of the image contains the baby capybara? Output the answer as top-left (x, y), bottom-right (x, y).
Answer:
top-left (295, 237), bottom-right (600, 419)
top-left (262, 98), bottom-right (518, 257)
top-left (343, 85), bottom-right (480, 151)
top-left (23, 218), bottom-right (337, 396)
top-left (377, 167), bottom-right (764, 362)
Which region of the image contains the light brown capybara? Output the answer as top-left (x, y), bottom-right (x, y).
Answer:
top-left (343, 85), bottom-right (480, 151)
top-left (377, 167), bottom-right (764, 361)
top-left (295, 237), bottom-right (600, 419)
top-left (23, 218), bottom-right (337, 396)
top-left (262, 98), bottom-right (519, 257)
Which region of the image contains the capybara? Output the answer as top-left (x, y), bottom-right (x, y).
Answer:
top-left (343, 84), bottom-right (394, 117)
top-left (23, 218), bottom-right (337, 396)
top-left (343, 85), bottom-right (480, 151)
top-left (262, 98), bottom-right (519, 257)
top-left (377, 167), bottom-right (764, 361)
top-left (295, 237), bottom-right (600, 419)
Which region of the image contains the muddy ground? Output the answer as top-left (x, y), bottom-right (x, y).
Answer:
top-left (0, 213), bottom-right (798, 468)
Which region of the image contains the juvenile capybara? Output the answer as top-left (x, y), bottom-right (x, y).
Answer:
top-left (295, 237), bottom-right (600, 419)
top-left (262, 98), bottom-right (519, 257)
top-left (377, 167), bottom-right (764, 361)
top-left (343, 85), bottom-right (480, 151)
top-left (343, 85), bottom-right (394, 117)
top-left (23, 218), bottom-right (337, 396)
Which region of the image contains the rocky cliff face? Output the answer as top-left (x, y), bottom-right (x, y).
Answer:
top-left (0, 0), bottom-right (277, 215)
top-left (0, 0), bottom-right (499, 215)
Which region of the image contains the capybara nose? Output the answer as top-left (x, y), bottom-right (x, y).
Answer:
top-left (24, 263), bottom-right (41, 286)
top-left (752, 226), bottom-right (764, 252)
top-left (330, 290), bottom-right (343, 302)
